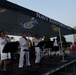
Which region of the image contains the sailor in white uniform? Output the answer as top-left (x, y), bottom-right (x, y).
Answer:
top-left (18, 32), bottom-right (31, 68)
top-left (32, 34), bottom-right (42, 64)
top-left (53, 38), bottom-right (60, 55)
top-left (53, 39), bottom-right (58, 46)
top-left (0, 31), bottom-right (11, 71)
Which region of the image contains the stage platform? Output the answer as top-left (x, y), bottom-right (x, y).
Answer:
top-left (0, 52), bottom-right (76, 75)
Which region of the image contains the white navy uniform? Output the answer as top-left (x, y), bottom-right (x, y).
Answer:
top-left (53, 41), bottom-right (58, 46)
top-left (19, 37), bottom-right (31, 68)
top-left (53, 40), bottom-right (60, 55)
top-left (33, 37), bottom-right (41, 63)
top-left (0, 37), bottom-right (11, 60)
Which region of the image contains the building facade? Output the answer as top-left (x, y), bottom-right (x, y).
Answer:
top-left (73, 26), bottom-right (76, 42)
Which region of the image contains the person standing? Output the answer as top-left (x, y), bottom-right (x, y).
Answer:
top-left (18, 32), bottom-right (31, 68)
top-left (0, 31), bottom-right (11, 71)
top-left (10, 37), bottom-right (15, 42)
top-left (53, 38), bottom-right (58, 46)
top-left (32, 34), bottom-right (42, 64)
top-left (71, 43), bottom-right (76, 51)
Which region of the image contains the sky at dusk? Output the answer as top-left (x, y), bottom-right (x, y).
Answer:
top-left (7, 0), bottom-right (76, 42)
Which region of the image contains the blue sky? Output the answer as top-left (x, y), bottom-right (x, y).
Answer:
top-left (7, 0), bottom-right (76, 42)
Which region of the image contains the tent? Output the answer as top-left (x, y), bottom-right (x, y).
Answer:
top-left (0, 0), bottom-right (76, 37)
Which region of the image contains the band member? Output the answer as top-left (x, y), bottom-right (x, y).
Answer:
top-left (53, 38), bottom-right (58, 46)
top-left (18, 32), bottom-right (31, 68)
top-left (0, 31), bottom-right (11, 71)
top-left (32, 34), bottom-right (42, 64)
top-left (10, 37), bottom-right (15, 42)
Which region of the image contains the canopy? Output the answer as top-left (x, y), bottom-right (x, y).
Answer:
top-left (0, 0), bottom-right (76, 37)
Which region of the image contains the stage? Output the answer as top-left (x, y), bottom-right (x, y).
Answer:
top-left (0, 51), bottom-right (76, 75)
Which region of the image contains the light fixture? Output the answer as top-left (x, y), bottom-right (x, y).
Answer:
top-left (0, 9), bottom-right (6, 13)
top-left (51, 25), bottom-right (59, 31)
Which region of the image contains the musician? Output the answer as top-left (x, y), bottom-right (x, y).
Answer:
top-left (0, 31), bottom-right (11, 71)
top-left (10, 37), bottom-right (15, 42)
top-left (18, 32), bottom-right (31, 68)
top-left (53, 38), bottom-right (58, 46)
top-left (32, 34), bottom-right (42, 64)
top-left (5, 35), bottom-right (11, 42)
top-left (53, 38), bottom-right (60, 58)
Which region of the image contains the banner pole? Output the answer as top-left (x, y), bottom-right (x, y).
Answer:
top-left (58, 28), bottom-right (67, 62)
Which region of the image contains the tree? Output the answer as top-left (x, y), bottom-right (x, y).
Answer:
top-left (56, 35), bottom-right (66, 43)
top-left (44, 37), bottom-right (50, 42)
